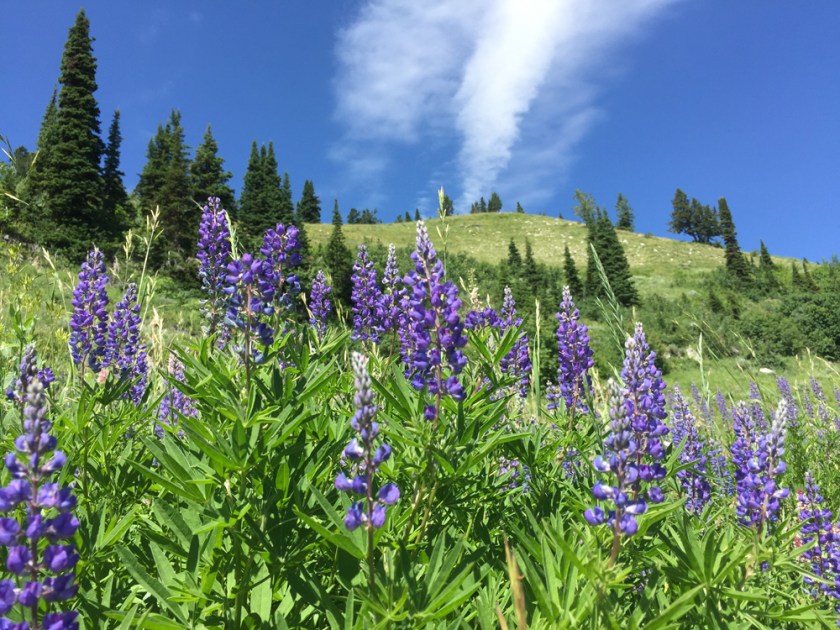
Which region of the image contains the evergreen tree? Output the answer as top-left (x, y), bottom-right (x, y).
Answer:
top-left (563, 245), bottom-right (583, 299)
top-left (404, 211), bottom-right (411, 222)
top-left (347, 208), bottom-right (360, 224)
top-left (325, 201), bottom-right (353, 303)
top-left (135, 110), bottom-right (194, 264)
top-left (238, 141), bottom-right (283, 246)
top-left (615, 193), bottom-right (634, 231)
top-left (790, 261), bottom-right (803, 290)
top-left (280, 171), bottom-right (294, 224)
top-left (238, 142), bottom-right (262, 225)
top-left (507, 238), bottom-right (522, 270)
top-left (718, 197), bottom-right (751, 282)
top-left (296, 179), bottom-right (321, 223)
top-left (516, 201), bottom-right (525, 214)
top-left (573, 189), bottom-right (597, 226)
top-left (190, 125), bottom-right (236, 214)
top-left (757, 240), bottom-right (778, 292)
top-left (262, 142), bottom-right (284, 221)
top-left (586, 210), bottom-right (638, 306)
top-left (26, 88), bottom-right (59, 199)
top-left (487, 192), bottom-right (502, 213)
top-left (441, 194), bottom-right (454, 216)
top-left (523, 239), bottom-right (541, 291)
top-left (414, 209), bottom-right (421, 222)
top-left (669, 189), bottom-right (720, 244)
top-left (801, 259), bottom-right (819, 292)
top-left (45, 10), bottom-right (105, 255)
top-left (100, 109), bottom-right (128, 240)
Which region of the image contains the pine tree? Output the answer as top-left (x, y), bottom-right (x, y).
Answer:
top-left (261, 142), bottom-right (284, 223)
top-left (325, 201), bottom-right (353, 303)
top-left (280, 171), bottom-right (294, 224)
top-left (135, 110), bottom-right (194, 264)
top-left (487, 192), bottom-right (502, 213)
top-left (507, 238), bottom-right (522, 269)
top-left (26, 88), bottom-right (59, 199)
top-left (296, 179), bottom-right (321, 223)
top-left (615, 193), bottom-right (634, 231)
top-left (801, 259), bottom-right (819, 292)
top-left (46, 10), bottom-right (105, 255)
top-left (101, 109), bottom-right (128, 238)
top-left (586, 210), bottom-right (638, 306)
top-left (790, 262), bottom-right (803, 291)
top-left (441, 194), bottom-right (454, 216)
top-left (347, 208), bottom-right (360, 224)
top-left (523, 239), bottom-right (541, 292)
top-left (563, 245), bottom-right (583, 299)
top-left (404, 211), bottom-right (411, 222)
top-left (190, 125), bottom-right (236, 214)
top-left (669, 189), bottom-right (720, 244)
top-left (516, 201), bottom-right (524, 214)
top-left (573, 189), bottom-right (597, 226)
top-left (238, 142), bottom-right (262, 225)
top-left (757, 240), bottom-right (778, 292)
top-left (238, 141), bottom-right (283, 246)
top-left (718, 197), bottom-right (751, 282)
top-left (414, 209), bottom-right (421, 222)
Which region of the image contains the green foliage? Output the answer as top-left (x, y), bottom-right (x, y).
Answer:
top-left (238, 142), bottom-right (286, 248)
top-left (585, 211), bottom-right (639, 307)
top-left (562, 245), bottom-right (583, 299)
top-left (572, 189), bottom-right (597, 226)
top-left (718, 197), bottom-right (752, 282)
top-left (325, 201), bottom-right (353, 304)
top-left (669, 188), bottom-right (721, 245)
top-left (296, 179), bottom-right (321, 223)
top-left (190, 125), bottom-right (237, 216)
top-left (615, 193), bottom-right (634, 231)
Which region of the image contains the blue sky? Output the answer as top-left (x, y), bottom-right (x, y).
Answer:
top-left (4, 1), bottom-right (839, 260)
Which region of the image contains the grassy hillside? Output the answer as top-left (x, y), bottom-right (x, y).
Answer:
top-left (307, 213), bottom-right (790, 300)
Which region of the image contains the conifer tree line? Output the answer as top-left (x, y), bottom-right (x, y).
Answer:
top-left (0, 9), bottom-right (323, 272)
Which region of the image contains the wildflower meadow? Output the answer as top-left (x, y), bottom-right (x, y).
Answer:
top-left (1, 195), bottom-right (840, 629)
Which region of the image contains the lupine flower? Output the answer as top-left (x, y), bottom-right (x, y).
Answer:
top-left (797, 472), bottom-right (840, 601)
top-left (0, 345), bottom-right (79, 629)
top-left (224, 253), bottom-right (276, 355)
top-left (309, 270), bottom-right (332, 341)
top-left (350, 246), bottom-right (384, 342)
top-left (498, 456), bottom-right (530, 491)
top-left (398, 222), bottom-right (468, 422)
top-left (584, 379), bottom-right (648, 538)
top-left (103, 283), bottom-right (148, 404)
top-left (197, 197), bottom-right (233, 337)
top-left (776, 377), bottom-right (799, 428)
top-left (669, 387), bottom-right (711, 515)
top-left (548, 287), bottom-right (594, 415)
top-left (380, 244), bottom-right (402, 334)
top-left (748, 383), bottom-right (768, 433)
top-left (335, 353), bottom-right (399, 530)
top-left (69, 248), bottom-right (109, 373)
top-left (690, 384), bottom-right (712, 426)
top-left (498, 287), bottom-right (531, 398)
top-left (734, 399), bottom-right (789, 533)
top-left (706, 437), bottom-right (733, 497)
top-left (260, 223), bottom-right (302, 311)
top-left (156, 356), bottom-right (197, 438)
top-left (716, 390), bottom-right (730, 424)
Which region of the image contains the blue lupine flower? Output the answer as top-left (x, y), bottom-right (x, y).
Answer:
top-left (309, 270), bottom-right (332, 341)
top-left (669, 387), bottom-right (711, 515)
top-left (380, 244), bottom-right (403, 334)
top-left (798, 472), bottom-right (840, 601)
top-left (549, 286), bottom-right (593, 415)
top-left (0, 345), bottom-right (79, 629)
top-left (103, 283), bottom-right (148, 404)
top-left (196, 197), bottom-right (233, 337)
top-left (398, 222), bottom-right (467, 423)
top-left (350, 246), bottom-right (384, 342)
top-left (156, 356), bottom-right (197, 438)
top-left (335, 353), bottom-right (399, 531)
top-left (69, 248), bottom-right (109, 373)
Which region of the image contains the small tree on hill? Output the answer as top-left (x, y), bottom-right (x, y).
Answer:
top-left (563, 245), bottom-right (583, 299)
top-left (718, 197), bottom-right (751, 282)
top-left (756, 240), bottom-right (779, 292)
top-left (101, 109), bottom-right (128, 240)
top-left (325, 201), bottom-right (353, 303)
top-left (507, 238), bottom-right (522, 270)
top-left (296, 179), bottom-right (321, 223)
top-left (191, 125), bottom-right (237, 215)
top-left (573, 189), bottom-right (597, 226)
top-left (615, 193), bottom-right (634, 231)
top-left (669, 189), bottom-right (720, 244)
top-left (487, 192), bottom-right (502, 213)
top-left (516, 202), bottom-right (525, 214)
top-left (523, 240), bottom-right (541, 292)
top-left (586, 210), bottom-right (638, 306)
top-left (280, 172), bottom-right (294, 224)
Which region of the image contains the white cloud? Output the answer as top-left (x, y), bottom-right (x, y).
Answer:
top-left (334, 0), bottom-right (676, 205)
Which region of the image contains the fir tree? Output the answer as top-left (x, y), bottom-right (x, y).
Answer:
top-left (790, 261), bottom-right (803, 290)
top-left (404, 211), bottom-right (411, 222)
top-left (135, 110), bottom-right (194, 264)
top-left (507, 238), bottom-right (522, 269)
top-left (563, 245), bottom-right (583, 299)
top-left (573, 189), bottom-right (597, 226)
top-left (615, 193), bottom-right (634, 231)
top-left (238, 141), bottom-right (262, 225)
top-left (347, 208), bottom-right (360, 224)
top-left (523, 239), bottom-right (541, 292)
top-left (101, 109), bottom-right (128, 238)
top-left (26, 88), bottom-right (59, 199)
top-left (190, 125), bottom-right (236, 214)
top-left (757, 240), bottom-right (778, 291)
top-left (238, 141), bottom-right (282, 246)
top-left (801, 259), bottom-right (819, 292)
top-left (718, 197), bottom-right (751, 282)
top-left (487, 192), bottom-right (502, 213)
top-left (669, 188), bottom-right (720, 244)
top-left (280, 171), bottom-right (294, 224)
top-left (296, 179), bottom-right (321, 223)
top-left (516, 201), bottom-right (525, 214)
top-left (441, 194), bottom-right (454, 216)
top-left (414, 209), bottom-right (421, 222)
top-left (46, 10), bottom-right (105, 255)
top-left (586, 210), bottom-right (638, 306)
top-left (325, 201), bottom-right (353, 303)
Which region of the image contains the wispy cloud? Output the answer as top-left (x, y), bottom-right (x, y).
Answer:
top-left (334, 0), bottom-right (676, 207)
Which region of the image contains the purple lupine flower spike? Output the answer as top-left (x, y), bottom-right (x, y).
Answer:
top-left (669, 387), bottom-right (711, 515)
top-left (335, 353), bottom-right (399, 531)
top-left (196, 197), bottom-right (233, 338)
top-left (798, 472), bottom-right (840, 600)
top-left (103, 283), bottom-right (148, 404)
top-left (548, 286), bottom-right (594, 416)
top-left (156, 356), bottom-right (197, 438)
top-left (69, 248), bottom-right (109, 373)
top-left (0, 345), bottom-right (79, 628)
top-left (350, 246), bottom-right (384, 342)
top-left (309, 270), bottom-right (332, 341)
top-left (399, 222), bottom-right (467, 423)
top-left (260, 223), bottom-right (302, 310)
top-left (498, 287), bottom-right (531, 398)
top-left (381, 244), bottom-right (402, 333)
